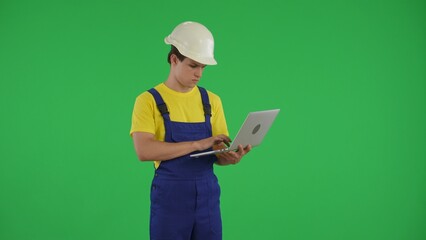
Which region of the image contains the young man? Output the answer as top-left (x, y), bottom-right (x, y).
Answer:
top-left (130, 21), bottom-right (251, 240)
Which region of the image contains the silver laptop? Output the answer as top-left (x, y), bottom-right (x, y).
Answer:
top-left (190, 109), bottom-right (280, 158)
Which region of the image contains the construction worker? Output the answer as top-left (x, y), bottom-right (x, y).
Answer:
top-left (130, 21), bottom-right (251, 240)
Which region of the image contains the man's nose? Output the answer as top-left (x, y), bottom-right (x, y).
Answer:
top-left (194, 67), bottom-right (203, 78)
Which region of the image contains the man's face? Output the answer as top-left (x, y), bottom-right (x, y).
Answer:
top-left (172, 56), bottom-right (206, 90)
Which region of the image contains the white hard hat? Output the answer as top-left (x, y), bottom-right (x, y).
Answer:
top-left (165, 21), bottom-right (217, 65)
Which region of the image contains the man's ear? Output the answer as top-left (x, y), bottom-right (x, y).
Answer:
top-left (170, 54), bottom-right (179, 65)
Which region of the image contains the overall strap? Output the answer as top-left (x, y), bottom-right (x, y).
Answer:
top-left (148, 88), bottom-right (171, 121)
top-left (198, 86), bottom-right (213, 136)
top-left (148, 88), bottom-right (172, 140)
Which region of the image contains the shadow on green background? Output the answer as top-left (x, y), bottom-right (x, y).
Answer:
top-left (0, 0), bottom-right (425, 239)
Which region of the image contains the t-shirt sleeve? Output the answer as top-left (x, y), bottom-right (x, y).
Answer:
top-left (210, 94), bottom-right (229, 137)
top-left (130, 92), bottom-right (156, 136)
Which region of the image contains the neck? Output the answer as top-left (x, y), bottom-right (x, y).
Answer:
top-left (164, 75), bottom-right (194, 93)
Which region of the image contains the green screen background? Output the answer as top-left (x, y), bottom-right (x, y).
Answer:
top-left (1, 0), bottom-right (425, 239)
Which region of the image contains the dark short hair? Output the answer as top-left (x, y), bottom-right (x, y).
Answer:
top-left (167, 45), bottom-right (186, 64)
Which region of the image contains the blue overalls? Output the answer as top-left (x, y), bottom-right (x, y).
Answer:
top-left (148, 86), bottom-right (222, 240)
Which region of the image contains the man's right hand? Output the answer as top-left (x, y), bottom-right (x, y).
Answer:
top-left (193, 134), bottom-right (231, 151)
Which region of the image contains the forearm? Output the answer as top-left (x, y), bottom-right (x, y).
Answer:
top-left (133, 131), bottom-right (203, 161)
top-left (133, 132), bottom-right (230, 162)
top-left (135, 138), bottom-right (201, 161)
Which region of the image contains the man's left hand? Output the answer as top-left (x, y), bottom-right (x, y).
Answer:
top-left (215, 144), bottom-right (252, 165)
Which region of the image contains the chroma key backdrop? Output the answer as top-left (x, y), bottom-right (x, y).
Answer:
top-left (1, 0), bottom-right (425, 239)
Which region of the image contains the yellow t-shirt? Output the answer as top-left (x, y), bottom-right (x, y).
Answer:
top-left (130, 83), bottom-right (229, 167)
